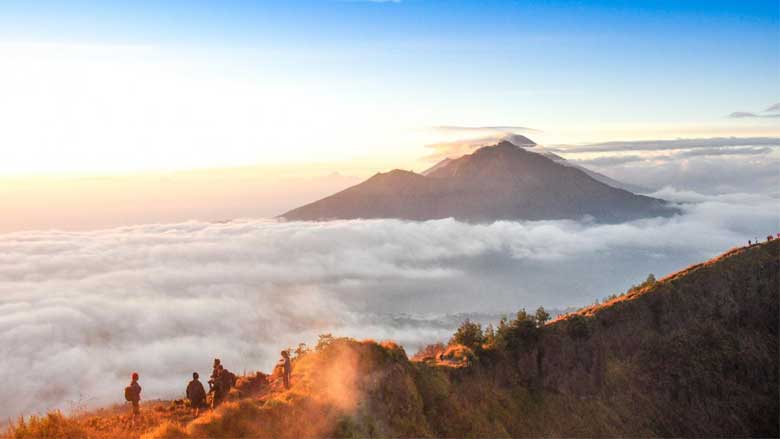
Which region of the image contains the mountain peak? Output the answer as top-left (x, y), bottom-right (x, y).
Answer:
top-left (503, 134), bottom-right (537, 147)
top-left (281, 140), bottom-right (678, 222)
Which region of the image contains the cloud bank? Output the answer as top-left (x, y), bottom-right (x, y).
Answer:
top-left (1, 192), bottom-right (777, 419)
top-left (557, 137), bottom-right (780, 194)
top-left (556, 137), bottom-right (780, 153)
top-left (728, 102), bottom-right (780, 118)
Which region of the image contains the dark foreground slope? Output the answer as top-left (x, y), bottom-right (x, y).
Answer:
top-left (280, 141), bottom-right (677, 223)
top-left (8, 241), bottom-right (777, 438)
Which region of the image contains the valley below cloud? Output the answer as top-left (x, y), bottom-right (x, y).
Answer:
top-left (1, 189), bottom-right (777, 419)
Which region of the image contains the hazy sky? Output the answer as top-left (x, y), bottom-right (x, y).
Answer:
top-left (0, 0), bottom-right (777, 176)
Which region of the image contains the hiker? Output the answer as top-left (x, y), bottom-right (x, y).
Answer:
top-left (186, 372), bottom-right (207, 417)
top-left (221, 366), bottom-right (236, 391)
top-left (210, 358), bottom-right (221, 383)
top-left (209, 365), bottom-right (224, 408)
top-left (210, 364), bottom-right (236, 408)
top-left (281, 350), bottom-right (292, 389)
top-left (124, 372), bottom-right (142, 425)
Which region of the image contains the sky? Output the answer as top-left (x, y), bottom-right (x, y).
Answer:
top-left (0, 0), bottom-right (777, 177)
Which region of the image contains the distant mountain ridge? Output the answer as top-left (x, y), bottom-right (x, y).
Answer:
top-left (281, 139), bottom-right (677, 222)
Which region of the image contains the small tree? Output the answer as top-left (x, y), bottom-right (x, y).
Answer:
top-left (645, 273), bottom-right (657, 285)
top-left (294, 342), bottom-right (310, 358)
top-left (515, 308), bottom-right (532, 324)
top-left (484, 323), bottom-right (496, 346)
top-left (535, 306), bottom-right (550, 328)
top-left (450, 319), bottom-right (484, 350)
top-left (493, 316), bottom-right (511, 349)
top-left (316, 333), bottom-right (335, 351)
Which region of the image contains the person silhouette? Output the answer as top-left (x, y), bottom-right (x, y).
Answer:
top-left (280, 351), bottom-right (292, 389)
top-left (124, 372), bottom-right (142, 426)
top-left (186, 372), bottom-right (207, 417)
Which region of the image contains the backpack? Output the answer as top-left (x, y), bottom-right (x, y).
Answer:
top-left (222, 369), bottom-right (237, 388)
top-left (125, 385), bottom-right (139, 401)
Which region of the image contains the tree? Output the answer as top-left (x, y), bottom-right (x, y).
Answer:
top-left (645, 273), bottom-right (657, 285)
top-left (294, 343), bottom-right (310, 358)
top-left (484, 323), bottom-right (496, 346)
top-left (515, 308), bottom-right (532, 323)
top-left (316, 333), bottom-right (335, 351)
top-left (450, 319), bottom-right (484, 350)
top-left (535, 307), bottom-right (550, 328)
top-left (493, 316), bottom-right (511, 349)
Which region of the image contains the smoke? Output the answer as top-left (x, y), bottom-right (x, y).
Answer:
top-left (0, 190), bottom-right (776, 419)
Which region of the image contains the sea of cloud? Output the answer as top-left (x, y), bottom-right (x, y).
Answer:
top-left (1, 189), bottom-right (777, 419)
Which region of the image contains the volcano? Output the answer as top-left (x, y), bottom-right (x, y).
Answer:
top-left (281, 140), bottom-right (677, 222)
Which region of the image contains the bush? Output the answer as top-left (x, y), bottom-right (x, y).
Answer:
top-left (140, 421), bottom-right (189, 439)
top-left (413, 343), bottom-right (446, 361)
top-left (316, 333), bottom-right (335, 351)
top-left (491, 309), bottom-right (541, 352)
top-left (566, 315), bottom-right (590, 340)
top-left (8, 411), bottom-right (86, 439)
top-left (535, 307), bottom-right (550, 327)
top-left (294, 342), bottom-right (310, 358)
top-left (450, 319), bottom-right (484, 351)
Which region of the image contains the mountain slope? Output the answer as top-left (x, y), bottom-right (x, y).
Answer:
top-left (281, 141), bottom-right (677, 222)
top-left (537, 150), bottom-right (652, 193)
top-left (16, 240), bottom-right (777, 438)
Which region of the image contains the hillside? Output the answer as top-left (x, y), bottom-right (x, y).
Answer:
top-left (7, 240), bottom-right (778, 438)
top-left (280, 140), bottom-right (677, 223)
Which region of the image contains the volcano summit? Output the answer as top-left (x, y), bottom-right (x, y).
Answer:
top-left (281, 140), bottom-right (678, 223)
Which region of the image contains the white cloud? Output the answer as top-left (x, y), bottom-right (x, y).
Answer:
top-left (0, 192), bottom-right (777, 419)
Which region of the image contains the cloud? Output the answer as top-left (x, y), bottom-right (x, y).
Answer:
top-left (676, 146), bottom-right (773, 157)
top-left (554, 137), bottom-right (780, 153)
top-left (423, 133), bottom-right (538, 162)
top-left (574, 151), bottom-right (779, 195)
top-left (727, 102), bottom-right (780, 118)
top-left (1, 191), bottom-right (777, 419)
top-left (765, 103), bottom-right (780, 113)
top-left (432, 125), bottom-right (541, 134)
top-left (728, 111), bottom-right (780, 119)
top-left (573, 146), bottom-right (773, 167)
top-left (573, 155), bottom-right (646, 166)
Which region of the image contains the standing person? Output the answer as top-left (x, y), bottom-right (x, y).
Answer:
top-left (210, 359), bottom-right (221, 381)
top-left (208, 358), bottom-right (221, 406)
top-left (124, 372), bottom-right (142, 426)
top-left (281, 350), bottom-right (292, 389)
top-left (211, 365), bottom-right (225, 409)
top-left (186, 372), bottom-right (207, 417)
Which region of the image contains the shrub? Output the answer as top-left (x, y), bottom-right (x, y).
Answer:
top-left (294, 342), bottom-right (310, 358)
top-left (140, 421), bottom-right (189, 439)
top-left (7, 411), bottom-right (86, 439)
top-left (413, 343), bottom-right (446, 361)
top-left (534, 307), bottom-right (550, 327)
top-left (450, 319), bottom-right (484, 351)
top-left (491, 309), bottom-right (541, 352)
top-left (316, 333), bottom-right (335, 351)
top-left (566, 314), bottom-right (590, 340)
